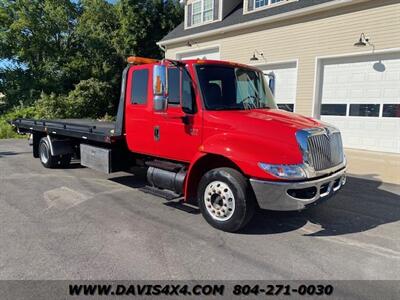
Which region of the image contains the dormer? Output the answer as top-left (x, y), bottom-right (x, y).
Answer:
top-left (184, 0), bottom-right (242, 29)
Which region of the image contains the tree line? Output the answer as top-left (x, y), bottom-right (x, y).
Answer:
top-left (0, 0), bottom-right (183, 137)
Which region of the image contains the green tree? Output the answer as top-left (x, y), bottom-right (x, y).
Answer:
top-left (0, 0), bottom-right (183, 125)
top-left (0, 0), bottom-right (80, 109)
top-left (114, 0), bottom-right (183, 59)
top-left (73, 0), bottom-right (124, 113)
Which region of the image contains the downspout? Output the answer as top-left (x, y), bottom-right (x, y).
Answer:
top-left (158, 43), bottom-right (167, 58)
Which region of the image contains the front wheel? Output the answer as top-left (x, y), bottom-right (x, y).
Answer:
top-left (198, 168), bottom-right (255, 232)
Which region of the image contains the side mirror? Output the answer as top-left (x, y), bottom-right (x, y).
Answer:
top-left (153, 65), bottom-right (168, 112)
top-left (267, 71), bottom-right (275, 95)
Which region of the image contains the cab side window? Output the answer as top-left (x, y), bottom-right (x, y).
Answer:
top-left (167, 67), bottom-right (196, 113)
top-left (131, 69), bottom-right (149, 104)
top-left (168, 68), bottom-right (181, 105)
top-left (182, 70), bottom-right (196, 113)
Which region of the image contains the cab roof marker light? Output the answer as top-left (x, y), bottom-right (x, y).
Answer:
top-left (127, 56), bottom-right (159, 65)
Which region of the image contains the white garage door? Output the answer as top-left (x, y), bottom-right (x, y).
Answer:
top-left (319, 52), bottom-right (400, 153)
top-left (176, 47), bottom-right (220, 60)
top-left (262, 62), bottom-right (297, 112)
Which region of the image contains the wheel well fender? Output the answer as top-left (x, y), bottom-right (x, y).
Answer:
top-left (184, 153), bottom-right (243, 204)
top-left (41, 136), bottom-right (74, 156)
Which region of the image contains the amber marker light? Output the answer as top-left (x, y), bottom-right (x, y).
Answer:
top-left (127, 56), bottom-right (158, 65)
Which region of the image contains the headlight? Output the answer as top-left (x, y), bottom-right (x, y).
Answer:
top-left (258, 163), bottom-right (307, 180)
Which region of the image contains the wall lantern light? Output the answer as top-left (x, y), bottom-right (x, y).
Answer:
top-left (354, 33), bottom-right (375, 52)
top-left (250, 50), bottom-right (266, 62)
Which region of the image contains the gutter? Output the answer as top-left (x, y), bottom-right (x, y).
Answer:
top-left (158, 0), bottom-right (363, 46)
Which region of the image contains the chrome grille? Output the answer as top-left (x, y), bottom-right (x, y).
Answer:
top-left (307, 132), bottom-right (344, 171)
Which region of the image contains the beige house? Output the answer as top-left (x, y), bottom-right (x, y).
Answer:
top-left (158, 0), bottom-right (400, 157)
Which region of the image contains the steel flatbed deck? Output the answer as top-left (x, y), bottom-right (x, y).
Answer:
top-left (11, 118), bottom-right (121, 143)
top-left (10, 66), bottom-right (129, 144)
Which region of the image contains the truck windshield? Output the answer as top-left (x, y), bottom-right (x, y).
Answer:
top-left (195, 64), bottom-right (277, 111)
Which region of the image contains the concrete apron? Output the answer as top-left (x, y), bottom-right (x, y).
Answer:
top-left (345, 149), bottom-right (400, 185)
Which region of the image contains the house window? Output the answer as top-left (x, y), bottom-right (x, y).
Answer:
top-left (203, 0), bottom-right (214, 22)
top-left (191, 0), bottom-right (215, 26)
top-left (277, 104), bottom-right (294, 112)
top-left (255, 0), bottom-right (283, 9)
top-left (192, 1), bottom-right (202, 25)
top-left (349, 104), bottom-right (380, 117)
top-left (321, 104), bottom-right (347, 116)
top-left (383, 104), bottom-right (400, 118)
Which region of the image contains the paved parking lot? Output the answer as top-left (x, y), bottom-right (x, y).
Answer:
top-left (0, 139), bottom-right (400, 280)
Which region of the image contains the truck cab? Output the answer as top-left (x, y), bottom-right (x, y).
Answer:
top-left (12, 57), bottom-right (347, 232)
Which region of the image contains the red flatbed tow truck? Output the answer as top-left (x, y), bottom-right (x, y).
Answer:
top-left (12, 57), bottom-right (346, 232)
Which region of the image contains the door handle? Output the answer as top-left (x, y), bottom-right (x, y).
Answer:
top-left (154, 126), bottom-right (160, 141)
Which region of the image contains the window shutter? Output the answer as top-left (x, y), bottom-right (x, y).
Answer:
top-left (247, 0), bottom-right (254, 11)
top-left (213, 0), bottom-right (219, 21)
top-left (187, 4), bottom-right (192, 27)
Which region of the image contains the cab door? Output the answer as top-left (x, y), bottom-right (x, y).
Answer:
top-left (151, 67), bottom-right (202, 162)
top-left (124, 65), bottom-right (154, 155)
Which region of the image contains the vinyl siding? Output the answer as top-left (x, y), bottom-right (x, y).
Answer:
top-left (166, 0), bottom-right (400, 116)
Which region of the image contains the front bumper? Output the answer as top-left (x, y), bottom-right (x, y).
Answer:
top-left (250, 168), bottom-right (346, 211)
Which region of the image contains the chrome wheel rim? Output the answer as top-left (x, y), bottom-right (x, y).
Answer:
top-left (39, 142), bottom-right (49, 164)
top-left (204, 181), bottom-right (235, 221)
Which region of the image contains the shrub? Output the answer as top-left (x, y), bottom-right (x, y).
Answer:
top-left (0, 79), bottom-right (113, 139)
top-left (0, 119), bottom-right (20, 139)
top-left (0, 106), bottom-right (37, 139)
top-left (35, 92), bottom-right (68, 119)
top-left (65, 79), bottom-right (112, 119)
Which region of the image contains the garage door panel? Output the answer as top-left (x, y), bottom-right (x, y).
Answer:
top-left (322, 116), bottom-right (400, 153)
top-left (384, 88), bottom-right (400, 98)
top-left (262, 62), bottom-right (298, 112)
top-left (320, 53), bottom-right (400, 153)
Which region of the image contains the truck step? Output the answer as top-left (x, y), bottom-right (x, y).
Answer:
top-left (140, 186), bottom-right (182, 201)
top-left (145, 160), bottom-right (184, 172)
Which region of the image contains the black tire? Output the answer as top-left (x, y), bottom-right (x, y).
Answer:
top-left (38, 137), bottom-right (58, 168)
top-left (198, 167), bottom-right (255, 232)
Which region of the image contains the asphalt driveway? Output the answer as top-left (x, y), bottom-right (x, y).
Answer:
top-left (0, 139), bottom-right (400, 280)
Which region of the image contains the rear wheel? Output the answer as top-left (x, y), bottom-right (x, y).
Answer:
top-left (198, 167), bottom-right (255, 232)
top-left (39, 137), bottom-right (58, 168)
top-left (39, 137), bottom-right (72, 168)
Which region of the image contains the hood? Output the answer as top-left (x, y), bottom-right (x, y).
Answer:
top-left (205, 108), bottom-right (321, 145)
top-left (202, 108), bottom-right (324, 174)
top-left (245, 109), bottom-right (320, 128)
